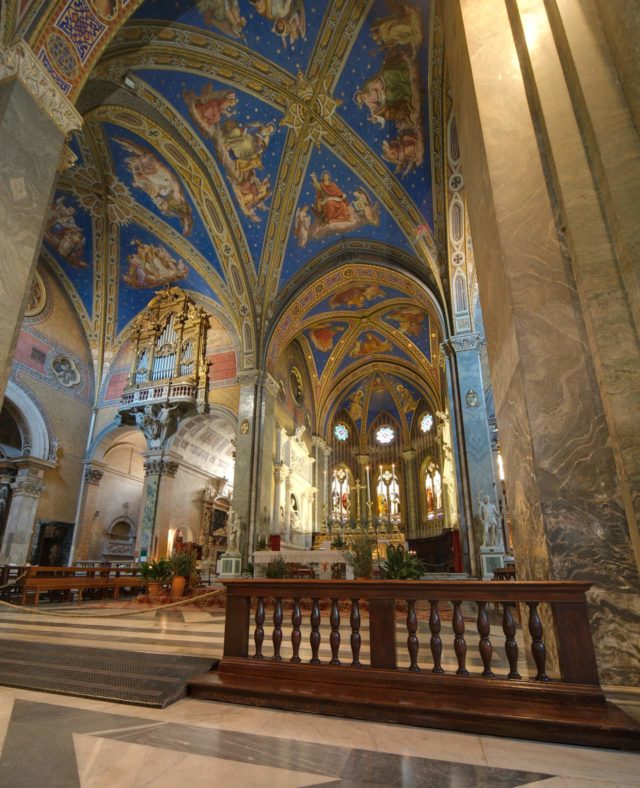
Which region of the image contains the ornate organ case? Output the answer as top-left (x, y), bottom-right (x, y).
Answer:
top-left (121, 288), bottom-right (210, 414)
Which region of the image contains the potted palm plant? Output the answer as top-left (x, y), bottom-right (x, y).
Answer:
top-left (139, 558), bottom-right (171, 597)
top-left (381, 545), bottom-right (425, 579)
top-left (169, 551), bottom-right (194, 600)
top-left (345, 528), bottom-right (374, 579)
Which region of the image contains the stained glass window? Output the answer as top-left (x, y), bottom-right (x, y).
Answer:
top-left (376, 466), bottom-right (401, 523)
top-left (420, 413), bottom-right (434, 433)
top-left (334, 423), bottom-right (349, 442)
top-left (331, 467), bottom-right (350, 523)
top-left (375, 426), bottom-right (395, 444)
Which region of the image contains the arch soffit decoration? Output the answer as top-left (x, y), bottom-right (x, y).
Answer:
top-left (4, 379), bottom-right (53, 461)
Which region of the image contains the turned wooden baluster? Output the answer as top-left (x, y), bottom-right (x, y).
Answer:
top-left (254, 596), bottom-right (265, 659)
top-left (452, 600), bottom-right (469, 675)
top-left (502, 602), bottom-right (521, 679)
top-left (476, 601), bottom-right (494, 677)
top-left (310, 597), bottom-right (321, 664)
top-left (429, 600), bottom-right (444, 673)
top-left (528, 602), bottom-right (549, 681)
top-left (330, 598), bottom-right (341, 665)
top-left (272, 597), bottom-right (283, 662)
top-left (291, 597), bottom-right (302, 664)
top-left (407, 599), bottom-right (420, 672)
top-left (350, 598), bottom-right (361, 667)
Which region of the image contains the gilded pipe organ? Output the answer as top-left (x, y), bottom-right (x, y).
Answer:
top-left (120, 288), bottom-right (210, 418)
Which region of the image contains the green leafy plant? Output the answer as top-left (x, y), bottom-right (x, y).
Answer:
top-left (345, 529), bottom-right (373, 579)
top-left (139, 558), bottom-right (171, 583)
top-left (169, 550), bottom-right (194, 578)
top-left (381, 545), bottom-right (425, 580)
top-left (331, 533), bottom-right (345, 550)
top-left (256, 536), bottom-right (268, 551)
top-left (264, 556), bottom-right (290, 578)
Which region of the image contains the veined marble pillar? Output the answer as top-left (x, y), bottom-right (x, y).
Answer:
top-left (443, 333), bottom-right (500, 570)
top-left (402, 450), bottom-right (418, 538)
top-left (233, 371), bottom-right (279, 559)
top-left (138, 453), bottom-right (179, 560)
top-left (444, 0), bottom-right (640, 685)
top-left (0, 458), bottom-right (49, 564)
top-left (74, 462), bottom-right (106, 561)
top-left (283, 473), bottom-right (292, 543)
top-left (0, 43), bottom-right (82, 405)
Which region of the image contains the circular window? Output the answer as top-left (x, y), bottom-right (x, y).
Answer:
top-left (334, 423), bottom-right (349, 442)
top-left (420, 413), bottom-right (434, 433)
top-left (375, 426), bottom-right (395, 444)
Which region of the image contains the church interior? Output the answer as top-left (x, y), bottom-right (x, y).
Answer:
top-left (0, 0), bottom-right (639, 784)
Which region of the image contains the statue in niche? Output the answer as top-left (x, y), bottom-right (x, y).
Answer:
top-left (479, 496), bottom-right (501, 548)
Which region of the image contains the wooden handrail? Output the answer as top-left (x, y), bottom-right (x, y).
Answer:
top-left (220, 579), bottom-right (599, 687)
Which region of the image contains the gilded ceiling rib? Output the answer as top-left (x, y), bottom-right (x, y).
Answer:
top-left (95, 18), bottom-right (443, 318)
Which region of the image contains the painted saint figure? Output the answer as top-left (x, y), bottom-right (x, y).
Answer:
top-left (311, 171), bottom-right (351, 224)
top-left (45, 197), bottom-right (88, 268)
top-left (197, 0), bottom-right (246, 37)
top-left (249, 0), bottom-right (306, 47)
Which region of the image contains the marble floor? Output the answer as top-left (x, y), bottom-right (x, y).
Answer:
top-left (0, 685), bottom-right (638, 787)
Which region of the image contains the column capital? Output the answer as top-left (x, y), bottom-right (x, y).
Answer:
top-left (11, 476), bottom-right (44, 498)
top-left (143, 458), bottom-right (179, 478)
top-left (83, 465), bottom-right (104, 485)
top-left (0, 43), bottom-right (82, 136)
top-left (236, 369), bottom-right (280, 396)
top-left (402, 449), bottom-right (417, 461)
top-left (356, 454), bottom-right (370, 467)
top-left (442, 332), bottom-right (486, 355)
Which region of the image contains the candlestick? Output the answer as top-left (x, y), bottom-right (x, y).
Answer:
top-left (365, 465), bottom-right (371, 506)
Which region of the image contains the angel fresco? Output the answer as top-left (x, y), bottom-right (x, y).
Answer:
top-left (114, 139), bottom-right (193, 235)
top-left (395, 383), bottom-right (418, 413)
top-left (197, 0), bottom-right (246, 38)
top-left (123, 241), bottom-right (188, 289)
top-left (347, 389), bottom-right (365, 422)
top-left (45, 197), bottom-right (88, 268)
top-left (249, 0), bottom-right (306, 47)
top-left (328, 284), bottom-right (385, 309)
top-left (355, 1), bottom-right (424, 176)
top-left (294, 172), bottom-right (380, 247)
top-left (350, 332), bottom-right (392, 358)
top-left (183, 83), bottom-right (276, 222)
top-left (384, 306), bottom-right (425, 336)
top-left (308, 323), bottom-right (345, 352)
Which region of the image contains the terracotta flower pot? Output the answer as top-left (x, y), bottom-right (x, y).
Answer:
top-left (147, 582), bottom-right (162, 597)
top-left (171, 575), bottom-right (186, 601)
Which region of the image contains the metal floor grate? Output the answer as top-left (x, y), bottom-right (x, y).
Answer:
top-left (0, 641), bottom-right (215, 707)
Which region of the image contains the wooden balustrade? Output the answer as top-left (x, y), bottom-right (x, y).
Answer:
top-left (190, 579), bottom-right (640, 750)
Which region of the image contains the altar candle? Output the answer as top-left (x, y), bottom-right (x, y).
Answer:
top-left (366, 465), bottom-right (371, 504)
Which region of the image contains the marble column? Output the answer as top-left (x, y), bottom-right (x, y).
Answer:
top-left (444, 0), bottom-right (640, 685)
top-left (0, 43), bottom-right (82, 405)
top-left (311, 435), bottom-right (330, 532)
top-left (402, 449), bottom-right (418, 538)
top-left (355, 454), bottom-right (369, 526)
top-left (0, 458), bottom-right (50, 564)
top-left (0, 466), bottom-right (16, 549)
top-left (233, 370), bottom-right (279, 559)
top-left (272, 463), bottom-right (287, 537)
top-left (137, 453), bottom-right (179, 560)
top-left (283, 473), bottom-right (292, 543)
top-left (74, 462), bottom-right (106, 561)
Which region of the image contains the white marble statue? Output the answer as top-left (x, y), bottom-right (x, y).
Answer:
top-left (479, 495), bottom-right (501, 548)
top-left (226, 508), bottom-right (241, 554)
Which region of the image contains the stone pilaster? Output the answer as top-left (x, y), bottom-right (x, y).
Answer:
top-left (0, 43), bottom-right (82, 405)
top-left (272, 462), bottom-right (288, 536)
top-left (74, 461), bottom-right (106, 560)
top-left (311, 435), bottom-right (330, 532)
top-left (0, 467), bottom-right (16, 549)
